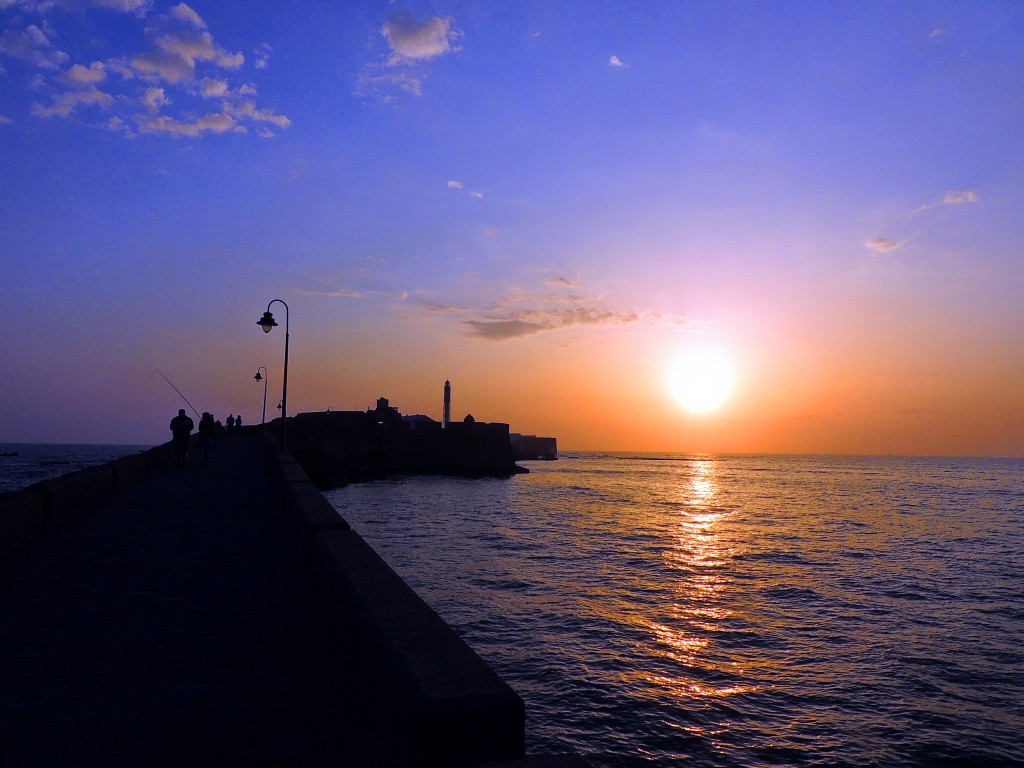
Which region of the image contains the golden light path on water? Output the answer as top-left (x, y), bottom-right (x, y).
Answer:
top-left (644, 459), bottom-right (760, 711)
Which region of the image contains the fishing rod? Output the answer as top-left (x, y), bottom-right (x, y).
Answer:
top-left (154, 367), bottom-right (202, 420)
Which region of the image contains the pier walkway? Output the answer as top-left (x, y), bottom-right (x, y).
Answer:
top-left (0, 432), bottom-right (396, 766)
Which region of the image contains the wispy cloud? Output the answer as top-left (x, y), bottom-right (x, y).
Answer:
top-left (447, 178), bottom-right (484, 198)
top-left (1, 2), bottom-right (288, 138)
top-left (609, 54), bottom-right (627, 67)
top-left (912, 188), bottom-right (980, 215)
top-left (865, 237), bottom-right (900, 253)
top-left (464, 307), bottom-right (642, 341)
top-left (296, 288), bottom-right (363, 298)
top-left (357, 12), bottom-right (460, 101)
top-left (943, 189), bottom-right (979, 205)
top-left (419, 273), bottom-right (683, 342)
top-left (424, 301), bottom-right (471, 313)
top-left (0, 25), bottom-right (69, 69)
top-left (546, 276), bottom-right (581, 288)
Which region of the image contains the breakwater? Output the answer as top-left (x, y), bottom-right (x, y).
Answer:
top-left (0, 431), bottom-right (579, 766)
top-left (0, 441), bottom-right (175, 560)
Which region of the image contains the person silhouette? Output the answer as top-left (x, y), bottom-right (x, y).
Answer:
top-left (169, 409), bottom-right (194, 467)
top-left (226, 414), bottom-right (235, 432)
top-left (196, 412), bottom-right (216, 467)
top-left (234, 414), bottom-right (242, 429)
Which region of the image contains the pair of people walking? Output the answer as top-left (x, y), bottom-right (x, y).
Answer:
top-left (168, 409), bottom-right (220, 467)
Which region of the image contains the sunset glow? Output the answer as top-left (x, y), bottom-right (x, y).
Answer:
top-left (669, 349), bottom-right (736, 415)
top-left (1, 2), bottom-right (1022, 456)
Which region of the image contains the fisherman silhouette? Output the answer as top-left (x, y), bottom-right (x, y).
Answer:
top-left (169, 409), bottom-right (194, 467)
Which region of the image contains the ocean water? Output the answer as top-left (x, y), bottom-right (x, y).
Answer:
top-left (0, 443), bottom-right (149, 494)
top-left (326, 453), bottom-right (1024, 767)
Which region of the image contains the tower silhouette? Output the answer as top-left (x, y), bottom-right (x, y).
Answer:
top-left (443, 380), bottom-right (451, 429)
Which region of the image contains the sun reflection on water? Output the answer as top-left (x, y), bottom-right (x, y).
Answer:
top-left (645, 458), bottom-right (757, 702)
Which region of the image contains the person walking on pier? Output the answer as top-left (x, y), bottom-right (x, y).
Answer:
top-left (169, 409), bottom-right (194, 467)
top-left (196, 412), bottom-right (216, 467)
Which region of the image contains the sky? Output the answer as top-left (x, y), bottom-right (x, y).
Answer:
top-left (1, 0), bottom-right (1022, 456)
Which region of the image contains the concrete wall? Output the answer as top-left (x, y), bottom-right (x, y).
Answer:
top-left (262, 432), bottom-right (527, 766)
top-left (0, 442), bottom-right (174, 560)
top-left (2, 433), bottom-right (536, 766)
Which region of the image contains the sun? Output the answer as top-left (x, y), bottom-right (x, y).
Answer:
top-left (668, 347), bottom-right (736, 415)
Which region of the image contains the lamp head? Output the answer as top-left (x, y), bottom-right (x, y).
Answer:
top-left (257, 311), bottom-right (278, 333)
top-left (253, 371), bottom-right (263, 382)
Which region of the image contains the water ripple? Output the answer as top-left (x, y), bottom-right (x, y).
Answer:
top-left (328, 455), bottom-right (1024, 767)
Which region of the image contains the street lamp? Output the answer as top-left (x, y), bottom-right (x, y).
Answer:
top-left (257, 299), bottom-right (289, 449)
top-left (253, 366), bottom-right (268, 426)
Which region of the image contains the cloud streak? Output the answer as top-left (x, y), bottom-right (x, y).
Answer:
top-left (865, 237), bottom-right (900, 253)
top-left (463, 307), bottom-right (642, 340)
top-left (912, 188), bottom-right (980, 215)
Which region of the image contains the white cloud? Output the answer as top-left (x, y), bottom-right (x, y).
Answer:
top-left (382, 13), bottom-right (457, 63)
top-left (296, 288), bottom-right (363, 298)
top-left (142, 85), bottom-right (167, 111)
top-left (170, 3), bottom-right (205, 29)
top-left (448, 179), bottom-right (484, 198)
top-left (65, 61), bottom-right (106, 85)
top-left (464, 307), bottom-right (642, 341)
top-left (547, 276), bottom-right (581, 288)
top-left (3, 1), bottom-right (287, 139)
top-left (609, 54), bottom-right (627, 67)
top-left (136, 111), bottom-right (235, 137)
top-left (131, 47), bottom-right (194, 83)
top-left (865, 237), bottom-right (900, 253)
top-left (89, 0), bottom-right (152, 12)
top-left (356, 67), bottom-right (424, 99)
top-left (911, 188), bottom-right (981, 215)
top-left (944, 189), bottom-right (979, 205)
top-left (198, 76), bottom-right (227, 97)
top-left (0, 25), bottom-right (69, 69)
top-left (31, 86), bottom-right (114, 117)
top-left (253, 43), bottom-right (272, 69)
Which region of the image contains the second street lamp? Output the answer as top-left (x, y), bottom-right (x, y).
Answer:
top-left (257, 299), bottom-right (289, 449)
top-left (253, 366), bottom-right (268, 426)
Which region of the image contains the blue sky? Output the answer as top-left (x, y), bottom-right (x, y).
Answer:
top-left (2, 1), bottom-right (1022, 453)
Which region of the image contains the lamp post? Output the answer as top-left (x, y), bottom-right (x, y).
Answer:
top-left (257, 299), bottom-right (289, 449)
top-left (253, 366), bottom-right (268, 426)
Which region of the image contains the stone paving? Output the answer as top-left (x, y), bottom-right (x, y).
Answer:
top-left (0, 432), bottom-right (398, 766)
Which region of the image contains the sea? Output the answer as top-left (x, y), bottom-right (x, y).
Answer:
top-left (326, 453), bottom-right (1024, 768)
top-left (4, 446), bottom-right (1021, 766)
top-left (0, 443), bottom-right (149, 494)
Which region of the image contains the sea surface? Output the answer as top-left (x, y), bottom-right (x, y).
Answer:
top-left (0, 443), bottom-right (149, 494)
top-left (326, 453), bottom-right (1024, 767)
